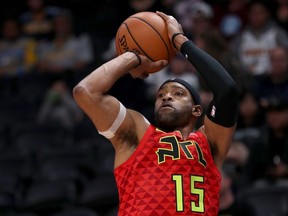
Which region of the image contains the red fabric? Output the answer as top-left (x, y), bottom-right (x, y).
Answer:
top-left (114, 125), bottom-right (221, 216)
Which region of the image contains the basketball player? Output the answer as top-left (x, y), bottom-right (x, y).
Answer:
top-left (73, 11), bottom-right (238, 216)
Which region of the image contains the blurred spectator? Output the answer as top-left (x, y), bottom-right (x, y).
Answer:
top-left (229, 90), bottom-right (264, 173)
top-left (37, 79), bottom-right (83, 131)
top-left (236, 90), bottom-right (265, 131)
top-left (0, 18), bottom-right (37, 77)
top-left (274, 0), bottom-right (288, 31)
top-left (225, 91), bottom-right (264, 182)
top-left (121, 0), bottom-right (167, 20)
top-left (160, 0), bottom-right (178, 15)
top-left (242, 95), bottom-right (288, 185)
top-left (128, 0), bottom-right (157, 12)
top-left (252, 46), bottom-right (288, 103)
top-left (230, 0), bottom-right (288, 76)
top-left (19, 0), bottom-right (61, 41)
top-left (101, 37), bottom-right (117, 61)
top-left (225, 139), bottom-right (250, 175)
top-left (218, 168), bottom-right (256, 216)
top-left (219, 168), bottom-right (238, 215)
top-left (36, 9), bottom-right (94, 88)
top-left (172, 0), bottom-right (206, 38)
top-left (212, 0), bottom-right (249, 40)
top-left (194, 29), bottom-right (249, 94)
top-left (189, 1), bottom-right (217, 41)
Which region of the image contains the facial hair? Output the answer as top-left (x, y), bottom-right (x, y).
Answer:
top-left (154, 107), bottom-right (192, 132)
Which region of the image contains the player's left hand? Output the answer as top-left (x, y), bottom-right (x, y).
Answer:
top-left (156, 11), bottom-right (184, 41)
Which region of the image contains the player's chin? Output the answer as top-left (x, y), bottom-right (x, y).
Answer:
top-left (155, 110), bottom-right (175, 123)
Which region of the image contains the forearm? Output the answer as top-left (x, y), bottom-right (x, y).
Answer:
top-left (180, 41), bottom-right (236, 95)
top-left (75, 52), bottom-right (139, 95)
top-left (176, 36), bottom-right (239, 127)
top-left (73, 51), bottom-right (141, 134)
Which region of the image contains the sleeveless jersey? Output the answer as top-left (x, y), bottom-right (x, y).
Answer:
top-left (114, 125), bottom-right (221, 216)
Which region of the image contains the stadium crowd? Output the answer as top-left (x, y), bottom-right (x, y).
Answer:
top-left (0, 0), bottom-right (288, 215)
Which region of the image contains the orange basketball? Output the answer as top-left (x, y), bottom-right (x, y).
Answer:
top-left (115, 11), bottom-right (175, 72)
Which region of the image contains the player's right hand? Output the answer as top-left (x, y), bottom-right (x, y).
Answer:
top-left (129, 53), bottom-right (167, 79)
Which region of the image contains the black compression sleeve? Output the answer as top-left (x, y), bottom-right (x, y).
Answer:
top-left (180, 40), bottom-right (239, 127)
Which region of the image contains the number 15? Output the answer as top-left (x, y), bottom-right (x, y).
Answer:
top-left (172, 174), bottom-right (204, 213)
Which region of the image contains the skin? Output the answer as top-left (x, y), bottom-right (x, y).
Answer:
top-left (154, 82), bottom-right (202, 133)
top-left (73, 11), bottom-right (236, 170)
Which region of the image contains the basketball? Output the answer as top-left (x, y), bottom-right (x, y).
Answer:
top-left (115, 11), bottom-right (175, 72)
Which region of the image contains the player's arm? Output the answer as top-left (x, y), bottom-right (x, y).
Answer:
top-left (73, 51), bottom-right (166, 149)
top-left (181, 40), bottom-right (238, 166)
top-left (157, 12), bottom-right (239, 168)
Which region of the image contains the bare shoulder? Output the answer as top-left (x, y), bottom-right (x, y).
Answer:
top-left (111, 109), bottom-right (150, 149)
top-left (111, 109), bottom-right (150, 167)
top-left (126, 109), bottom-right (150, 138)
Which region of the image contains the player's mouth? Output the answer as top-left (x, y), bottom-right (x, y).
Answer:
top-left (160, 103), bottom-right (174, 110)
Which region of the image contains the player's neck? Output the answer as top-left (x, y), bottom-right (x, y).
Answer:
top-left (160, 126), bottom-right (194, 140)
top-left (178, 129), bottom-right (194, 140)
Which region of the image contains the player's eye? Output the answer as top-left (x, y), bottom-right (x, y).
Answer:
top-left (157, 92), bottom-right (165, 98)
top-left (174, 91), bottom-right (184, 96)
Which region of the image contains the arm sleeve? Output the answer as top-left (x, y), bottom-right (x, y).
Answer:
top-left (180, 40), bottom-right (239, 127)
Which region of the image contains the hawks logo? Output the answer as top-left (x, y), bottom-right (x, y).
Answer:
top-left (155, 135), bottom-right (207, 167)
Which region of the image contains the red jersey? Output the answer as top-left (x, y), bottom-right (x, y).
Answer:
top-left (114, 125), bottom-right (221, 216)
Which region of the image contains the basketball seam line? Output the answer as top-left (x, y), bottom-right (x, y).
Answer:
top-left (128, 16), bottom-right (171, 60)
top-left (123, 22), bottom-right (154, 61)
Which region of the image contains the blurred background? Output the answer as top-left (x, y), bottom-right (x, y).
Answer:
top-left (0, 0), bottom-right (288, 215)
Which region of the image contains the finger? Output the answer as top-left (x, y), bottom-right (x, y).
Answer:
top-left (129, 72), bottom-right (136, 78)
top-left (129, 70), bottom-right (137, 78)
top-left (142, 72), bottom-right (149, 79)
top-left (156, 11), bottom-right (169, 21)
top-left (146, 59), bottom-right (168, 74)
top-left (157, 11), bottom-right (177, 23)
top-left (157, 59), bottom-right (168, 66)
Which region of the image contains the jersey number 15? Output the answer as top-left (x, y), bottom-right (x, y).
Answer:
top-left (172, 174), bottom-right (204, 213)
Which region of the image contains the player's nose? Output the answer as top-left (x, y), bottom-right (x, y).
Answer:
top-left (162, 93), bottom-right (173, 101)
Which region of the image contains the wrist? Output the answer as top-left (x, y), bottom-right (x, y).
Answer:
top-left (124, 51), bottom-right (141, 68)
top-left (172, 33), bottom-right (189, 51)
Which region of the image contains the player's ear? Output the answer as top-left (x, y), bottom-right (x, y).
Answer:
top-left (192, 105), bottom-right (202, 117)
